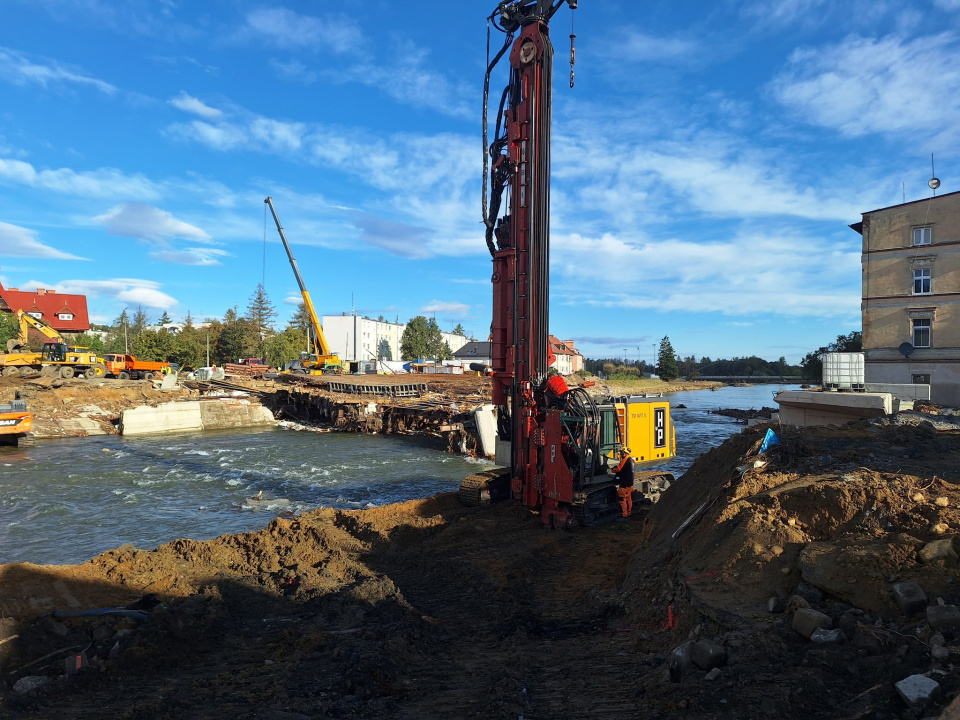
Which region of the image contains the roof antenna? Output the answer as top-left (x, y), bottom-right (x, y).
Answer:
top-left (902, 181), bottom-right (905, 204)
top-left (929, 153), bottom-right (941, 196)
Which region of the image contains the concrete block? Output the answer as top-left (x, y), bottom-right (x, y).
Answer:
top-left (926, 604), bottom-right (960, 632)
top-left (776, 390), bottom-right (892, 428)
top-left (865, 383), bottom-right (931, 401)
top-left (895, 674), bottom-right (940, 706)
top-left (919, 538), bottom-right (958, 564)
top-left (810, 628), bottom-right (844, 643)
top-left (121, 402), bottom-right (203, 435)
top-left (893, 582), bottom-right (928, 615)
top-left (473, 404), bottom-right (498, 458)
top-left (792, 608), bottom-right (832, 638)
top-left (669, 641), bottom-right (694, 682)
top-left (199, 400), bottom-right (275, 431)
top-left (692, 639), bottom-right (726, 670)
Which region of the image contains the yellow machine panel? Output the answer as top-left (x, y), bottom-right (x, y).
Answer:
top-left (613, 396), bottom-right (675, 469)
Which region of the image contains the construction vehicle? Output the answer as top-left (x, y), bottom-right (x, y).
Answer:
top-left (459, 1), bottom-right (675, 526)
top-left (264, 197), bottom-right (343, 375)
top-left (0, 400), bottom-right (34, 447)
top-left (1, 310), bottom-right (106, 379)
top-left (102, 354), bottom-right (171, 380)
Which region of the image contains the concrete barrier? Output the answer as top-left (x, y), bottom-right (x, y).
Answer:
top-left (473, 404), bottom-right (497, 459)
top-left (120, 399), bottom-right (275, 436)
top-left (776, 391), bottom-right (892, 427)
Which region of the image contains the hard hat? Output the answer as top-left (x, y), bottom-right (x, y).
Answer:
top-left (621, 447), bottom-right (631, 455)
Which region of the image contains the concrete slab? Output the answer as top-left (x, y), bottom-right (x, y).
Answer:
top-left (120, 402), bottom-right (203, 435)
top-left (776, 390), bottom-right (892, 427)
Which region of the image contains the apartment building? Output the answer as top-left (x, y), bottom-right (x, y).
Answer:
top-left (549, 335), bottom-right (584, 375)
top-left (852, 190), bottom-right (960, 405)
top-left (322, 315), bottom-right (469, 362)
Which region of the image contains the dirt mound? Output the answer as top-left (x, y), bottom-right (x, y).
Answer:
top-left (4, 422), bottom-right (960, 718)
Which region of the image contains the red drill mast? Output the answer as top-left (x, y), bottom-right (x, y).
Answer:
top-left (484, 0), bottom-right (583, 528)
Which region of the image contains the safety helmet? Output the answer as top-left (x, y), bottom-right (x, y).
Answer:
top-left (621, 447), bottom-right (631, 456)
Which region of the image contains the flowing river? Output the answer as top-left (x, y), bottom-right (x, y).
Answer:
top-left (0, 384), bottom-right (796, 565)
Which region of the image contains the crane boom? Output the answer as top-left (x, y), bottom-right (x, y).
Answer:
top-left (264, 197), bottom-right (336, 363)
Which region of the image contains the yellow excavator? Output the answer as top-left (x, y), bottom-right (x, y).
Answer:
top-left (1, 310), bottom-right (106, 379)
top-left (264, 197), bottom-right (343, 375)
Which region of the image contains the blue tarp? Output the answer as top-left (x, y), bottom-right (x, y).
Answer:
top-left (759, 428), bottom-right (780, 454)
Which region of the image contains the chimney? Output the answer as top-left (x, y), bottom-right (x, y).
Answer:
top-left (36, 288), bottom-right (45, 295)
top-left (564, 340), bottom-right (575, 351)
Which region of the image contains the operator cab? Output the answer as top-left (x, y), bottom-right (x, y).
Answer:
top-left (41, 342), bottom-right (68, 362)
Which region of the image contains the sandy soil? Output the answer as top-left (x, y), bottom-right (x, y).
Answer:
top-left (2, 415), bottom-right (960, 718)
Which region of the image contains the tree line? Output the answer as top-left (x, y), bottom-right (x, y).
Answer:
top-left (0, 285), bottom-right (471, 369)
top-left (584, 333), bottom-right (859, 382)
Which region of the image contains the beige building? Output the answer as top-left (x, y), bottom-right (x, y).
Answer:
top-left (853, 190), bottom-right (960, 405)
top-left (549, 335), bottom-right (584, 375)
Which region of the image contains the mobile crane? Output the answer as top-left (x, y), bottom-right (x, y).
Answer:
top-left (264, 197), bottom-right (343, 375)
top-left (459, 1), bottom-right (675, 526)
top-left (1, 310), bottom-right (106, 378)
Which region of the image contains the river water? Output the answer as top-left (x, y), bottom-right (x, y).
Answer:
top-left (0, 384), bottom-right (796, 565)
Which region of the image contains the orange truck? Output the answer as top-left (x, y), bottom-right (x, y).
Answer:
top-left (0, 400), bottom-right (33, 447)
top-left (102, 354), bottom-right (171, 380)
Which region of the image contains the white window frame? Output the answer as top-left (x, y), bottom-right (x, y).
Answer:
top-left (27, 311), bottom-right (42, 320)
top-left (57, 312), bottom-right (74, 321)
top-left (913, 268), bottom-right (931, 295)
top-left (913, 226), bottom-right (932, 246)
top-left (913, 318), bottom-right (931, 348)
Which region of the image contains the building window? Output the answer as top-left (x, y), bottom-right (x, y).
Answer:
top-left (913, 318), bottom-right (931, 348)
top-left (913, 227), bottom-right (932, 246)
top-left (58, 312), bottom-right (74, 321)
top-left (27, 312), bottom-right (42, 320)
top-left (912, 374), bottom-right (930, 384)
top-left (913, 268), bottom-right (931, 295)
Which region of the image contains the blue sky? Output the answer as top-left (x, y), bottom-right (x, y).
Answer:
top-left (1, 0), bottom-right (957, 365)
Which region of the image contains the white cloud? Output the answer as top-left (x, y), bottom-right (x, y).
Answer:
top-left (149, 248), bottom-right (229, 266)
top-left (93, 202), bottom-right (211, 243)
top-left (552, 228), bottom-right (861, 319)
top-left (239, 8), bottom-right (362, 53)
top-left (0, 46), bottom-right (117, 94)
top-left (934, 0), bottom-right (960, 9)
top-left (613, 30), bottom-right (699, 62)
top-left (28, 278), bottom-right (178, 311)
top-left (0, 158), bottom-right (160, 200)
top-left (741, 0), bottom-right (829, 26)
top-left (773, 33), bottom-right (960, 139)
top-left (169, 92), bottom-right (222, 119)
top-left (335, 41), bottom-right (473, 118)
top-left (0, 221), bottom-right (85, 260)
top-left (422, 301), bottom-right (471, 318)
top-left (270, 59), bottom-right (316, 84)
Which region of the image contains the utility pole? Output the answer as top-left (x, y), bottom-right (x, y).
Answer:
top-left (123, 311), bottom-right (128, 354)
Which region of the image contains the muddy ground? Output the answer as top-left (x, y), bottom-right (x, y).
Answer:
top-left (2, 415), bottom-right (960, 719)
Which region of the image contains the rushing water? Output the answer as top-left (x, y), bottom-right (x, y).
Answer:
top-left (0, 385), bottom-right (797, 565)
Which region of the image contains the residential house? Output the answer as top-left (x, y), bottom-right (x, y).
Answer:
top-left (852, 189), bottom-right (960, 405)
top-left (549, 335), bottom-right (584, 375)
top-left (0, 283), bottom-right (90, 333)
top-left (453, 341), bottom-right (492, 366)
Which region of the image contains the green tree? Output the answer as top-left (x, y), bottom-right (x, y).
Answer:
top-left (132, 329), bottom-right (175, 361)
top-left (171, 325), bottom-right (208, 369)
top-left (378, 338), bottom-right (393, 361)
top-left (427, 317), bottom-right (452, 360)
top-left (131, 306), bottom-right (150, 338)
top-left (71, 333), bottom-right (106, 354)
top-left (0, 310), bottom-right (18, 350)
top-left (244, 284), bottom-right (277, 358)
top-left (157, 311), bottom-right (171, 326)
top-left (452, 323), bottom-right (465, 336)
top-left (656, 336), bottom-right (680, 381)
top-left (216, 307), bottom-right (247, 364)
top-left (104, 309), bottom-right (131, 353)
top-left (265, 327), bottom-right (307, 369)
top-left (289, 302), bottom-right (312, 333)
top-left (401, 316), bottom-right (433, 360)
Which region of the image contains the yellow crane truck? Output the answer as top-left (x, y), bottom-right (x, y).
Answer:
top-left (1, 310), bottom-right (106, 379)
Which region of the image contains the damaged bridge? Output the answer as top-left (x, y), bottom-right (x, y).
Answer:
top-left (265, 373), bottom-right (496, 458)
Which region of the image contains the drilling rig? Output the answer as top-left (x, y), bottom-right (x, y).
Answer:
top-left (459, 0), bottom-right (676, 527)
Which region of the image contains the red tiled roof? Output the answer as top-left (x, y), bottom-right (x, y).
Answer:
top-left (0, 282), bottom-right (90, 332)
top-left (548, 334), bottom-right (582, 357)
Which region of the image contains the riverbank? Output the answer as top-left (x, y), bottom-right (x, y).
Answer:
top-left (2, 419), bottom-right (960, 718)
